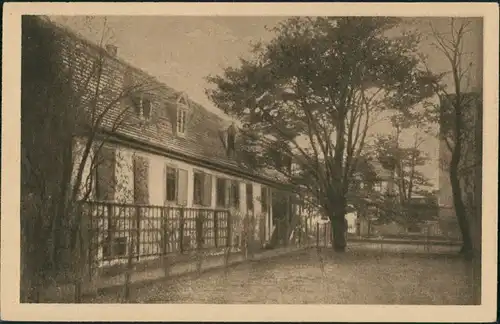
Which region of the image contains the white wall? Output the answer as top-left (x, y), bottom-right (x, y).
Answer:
top-left (73, 136), bottom-right (281, 249)
top-left (84, 142), bottom-right (274, 240)
top-left (345, 212), bottom-right (357, 234)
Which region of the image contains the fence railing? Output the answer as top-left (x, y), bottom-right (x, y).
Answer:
top-left (81, 201), bottom-right (328, 272)
top-left (82, 201), bottom-right (458, 270)
top-left (81, 201), bottom-right (238, 270)
top-left (288, 218), bottom-right (332, 248)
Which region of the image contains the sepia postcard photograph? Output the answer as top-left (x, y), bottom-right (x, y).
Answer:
top-left (1, 2), bottom-right (498, 322)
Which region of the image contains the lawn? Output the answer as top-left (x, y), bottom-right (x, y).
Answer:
top-left (89, 247), bottom-right (476, 305)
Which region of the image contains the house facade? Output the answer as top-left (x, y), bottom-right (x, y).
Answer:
top-left (353, 162), bottom-right (441, 237)
top-left (22, 16), bottom-right (294, 267)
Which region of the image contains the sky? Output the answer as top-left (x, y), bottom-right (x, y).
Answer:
top-left (50, 16), bottom-right (483, 190)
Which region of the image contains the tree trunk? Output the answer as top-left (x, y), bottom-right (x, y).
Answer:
top-left (328, 200), bottom-right (347, 252)
top-left (332, 216), bottom-right (347, 252)
top-left (450, 166), bottom-right (473, 255)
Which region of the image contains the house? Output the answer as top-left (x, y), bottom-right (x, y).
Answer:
top-left (353, 161), bottom-right (396, 236)
top-left (21, 16), bottom-right (296, 268)
top-left (353, 161), bottom-right (441, 237)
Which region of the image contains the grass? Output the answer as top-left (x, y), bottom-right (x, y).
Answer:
top-left (88, 247), bottom-right (476, 305)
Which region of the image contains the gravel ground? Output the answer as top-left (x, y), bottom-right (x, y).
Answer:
top-left (92, 247), bottom-right (475, 305)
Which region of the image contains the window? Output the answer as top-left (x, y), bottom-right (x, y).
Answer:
top-left (132, 94), bottom-right (153, 120)
top-left (246, 183), bottom-right (254, 211)
top-left (230, 180), bottom-right (240, 209)
top-left (142, 98), bottom-right (152, 119)
top-left (176, 108), bottom-right (187, 135)
top-left (165, 166), bottom-right (177, 202)
top-left (216, 178), bottom-right (227, 208)
top-left (177, 169), bottom-right (188, 205)
top-left (193, 171), bottom-right (212, 206)
top-left (193, 172), bottom-right (203, 205)
top-left (164, 166), bottom-right (188, 205)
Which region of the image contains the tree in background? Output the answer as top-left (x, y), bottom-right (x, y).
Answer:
top-left (372, 112), bottom-right (435, 227)
top-left (206, 17), bottom-right (437, 251)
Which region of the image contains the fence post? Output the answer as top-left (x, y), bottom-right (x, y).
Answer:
top-left (214, 211), bottom-right (219, 248)
top-left (161, 207), bottom-right (168, 254)
top-left (284, 218), bottom-right (289, 247)
top-left (304, 218), bottom-right (309, 246)
top-left (123, 230), bottom-right (135, 302)
top-left (195, 210), bottom-right (204, 250)
top-left (226, 211), bottom-right (232, 248)
top-left (316, 223), bottom-right (320, 248)
top-left (179, 207), bottom-right (185, 254)
top-left (160, 207), bottom-right (171, 277)
top-left (223, 211), bottom-right (232, 275)
top-left (105, 203), bottom-right (114, 262)
top-left (195, 211), bottom-right (204, 275)
top-left (298, 221), bottom-right (301, 247)
top-left (123, 205), bottom-right (139, 302)
top-left (307, 218), bottom-right (313, 246)
top-left (324, 224), bottom-right (327, 247)
top-left (135, 206), bottom-right (141, 261)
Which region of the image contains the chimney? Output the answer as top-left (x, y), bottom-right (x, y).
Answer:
top-left (105, 44), bottom-right (118, 57)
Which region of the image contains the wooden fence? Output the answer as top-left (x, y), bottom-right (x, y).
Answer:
top-left (81, 201), bottom-right (236, 271)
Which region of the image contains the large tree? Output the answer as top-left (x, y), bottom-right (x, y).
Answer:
top-left (206, 17), bottom-right (437, 251)
top-left (423, 18), bottom-right (482, 255)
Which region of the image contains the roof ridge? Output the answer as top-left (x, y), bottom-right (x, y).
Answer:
top-left (40, 16), bottom-right (229, 125)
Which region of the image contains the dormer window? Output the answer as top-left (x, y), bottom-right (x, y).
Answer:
top-left (175, 92), bottom-right (189, 137)
top-left (131, 94), bottom-right (152, 120)
top-left (176, 108), bottom-right (187, 136)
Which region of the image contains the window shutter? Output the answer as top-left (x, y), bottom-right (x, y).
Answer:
top-left (177, 169), bottom-right (188, 205)
top-left (193, 172), bottom-right (202, 205)
top-left (133, 155), bottom-right (149, 204)
top-left (96, 146), bottom-right (116, 201)
top-left (261, 186), bottom-right (268, 213)
top-left (232, 181), bottom-right (240, 208)
top-left (225, 179), bottom-right (231, 208)
top-left (162, 164), bottom-right (167, 205)
top-left (246, 183), bottom-right (253, 211)
top-left (203, 174), bottom-right (212, 207)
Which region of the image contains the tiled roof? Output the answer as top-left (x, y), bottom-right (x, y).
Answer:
top-left (39, 17), bottom-right (279, 184)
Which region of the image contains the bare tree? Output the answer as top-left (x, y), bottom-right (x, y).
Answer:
top-left (21, 16), bottom-right (158, 302)
top-left (424, 18), bottom-right (482, 255)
